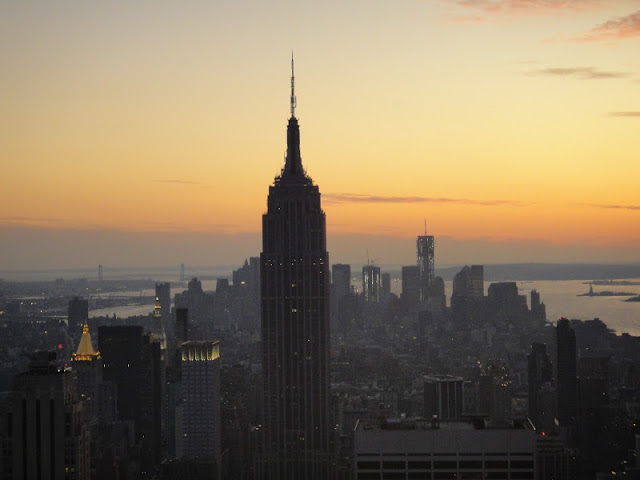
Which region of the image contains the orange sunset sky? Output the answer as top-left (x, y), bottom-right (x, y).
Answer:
top-left (1, 1), bottom-right (639, 271)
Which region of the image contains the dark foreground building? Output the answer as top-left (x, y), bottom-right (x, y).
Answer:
top-left (260, 58), bottom-right (332, 479)
top-left (6, 352), bottom-right (90, 480)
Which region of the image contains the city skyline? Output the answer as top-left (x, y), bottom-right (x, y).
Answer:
top-left (1, 1), bottom-right (640, 270)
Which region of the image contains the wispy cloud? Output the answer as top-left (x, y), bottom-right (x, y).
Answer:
top-left (608, 111), bottom-right (640, 117)
top-left (0, 216), bottom-right (61, 225)
top-left (139, 220), bottom-right (242, 232)
top-left (583, 203), bottom-right (640, 211)
top-left (324, 193), bottom-right (526, 207)
top-left (440, 0), bottom-right (603, 19)
top-left (531, 67), bottom-right (627, 79)
top-left (447, 14), bottom-right (486, 24)
top-left (155, 179), bottom-right (201, 185)
top-left (574, 9), bottom-right (640, 42)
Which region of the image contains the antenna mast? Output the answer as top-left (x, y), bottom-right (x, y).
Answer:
top-left (290, 52), bottom-right (297, 118)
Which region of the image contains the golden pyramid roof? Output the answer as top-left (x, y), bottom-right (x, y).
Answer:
top-left (71, 322), bottom-right (100, 361)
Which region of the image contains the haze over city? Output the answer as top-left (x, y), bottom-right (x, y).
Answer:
top-left (2, 0), bottom-right (639, 270)
top-left (3, 3), bottom-right (640, 479)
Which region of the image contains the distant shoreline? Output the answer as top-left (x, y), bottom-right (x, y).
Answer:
top-left (2, 262), bottom-right (640, 283)
top-left (577, 291), bottom-right (637, 297)
top-left (586, 280), bottom-right (640, 286)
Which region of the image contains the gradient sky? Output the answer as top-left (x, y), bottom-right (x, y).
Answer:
top-left (1, 0), bottom-right (639, 271)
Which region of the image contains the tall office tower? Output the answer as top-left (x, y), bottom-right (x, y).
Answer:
top-left (175, 307), bottom-right (189, 345)
top-left (469, 265), bottom-right (484, 297)
top-left (488, 282), bottom-right (528, 323)
top-left (216, 278), bottom-right (230, 294)
top-left (71, 322), bottom-right (118, 475)
top-left (233, 257), bottom-right (261, 298)
top-left (167, 308), bottom-right (189, 459)
top-left (430, 276), bottom-right (447, 311)
top-left (9, 351), bottom-right (90, 480)
top-left (477, 374), bottom-right (496, 417)
top-left (151, 296), bottom-right (167, 350)
top-left (98, 326), bottom-right (162, 469)
top-left (332, 264), bottom-right (351, 300)
top-left (331, 263), bottom-right (351, 332)
top-left (176, 341), bottom-right (221, 464)
top-left (249, 256), bottom-right (260, 297)
top-left (99, 326), bottom-right (143, 420)
top-left (98, 264), bottom-right (103, 282)
top-left (417, 233), bottom-right (434, 301)
top-left (156, 282), bottom-right (171, 317)
top-left (530, 289), bottom-right (546, 324)
top-left (527, 343), bottom-right (553, 431)
top-left (401, 265), bottom-right (420, 304)
top-left (556, 318), bottom-right (577, 427)
top-left (150, 297), bottom-right (168, 459)
top-left (232, 258), bottom-right (261, 331)
top-left (71, 322), bottom-right (102, 421)
top-left (156, 282), bottom-right (171, 341)
top-left (68, 296), bottom-right (89, 340)
top-left (451, 265), bottom-right (484, 323)
top-left (260, 57), bottom-right (331, 479)
top-left (531, 289), bottom-right (541, 310)
top-left (381, 272), bottom-right (391, 301)
top-left (578, 355), bottom-right (610, 415)
top-left (423, 375), bottom-right (465, 420)
top-left (362, 264), bottom-right (381, 303)
top-left (494, 382), bottom-right (514, 426)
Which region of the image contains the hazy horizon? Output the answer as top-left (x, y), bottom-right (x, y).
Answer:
top-left (2, 224), bottom-right (639, 273)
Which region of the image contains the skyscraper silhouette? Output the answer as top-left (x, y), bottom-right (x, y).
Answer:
top-left (68, 296), bottom-right (88, 339)
top-left (155, 282), bottom-right (171, 340)
top-left (9, 352), bottom-right (90, 479)
top-left (527, 342), bottom-right (553, 430)
top-left (362, 264), bottom-right (381, 303)
top-left (556, 317), bottom-right (577, 427)
top-left (417, 231), bottom-right (434, 301)
top-left (177, 341), bottom-right (221, 464)
top-left (260, 57), bottom-right (331, 479)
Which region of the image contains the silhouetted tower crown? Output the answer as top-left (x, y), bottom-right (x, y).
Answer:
top-left (278, 55), bottom-right (311, 185)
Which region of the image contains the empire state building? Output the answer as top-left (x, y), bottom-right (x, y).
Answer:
top-left (260, 58), bottom-right (332, 479)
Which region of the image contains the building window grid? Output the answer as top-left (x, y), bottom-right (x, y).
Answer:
top-left (356, 453), bottom-right (535, 479)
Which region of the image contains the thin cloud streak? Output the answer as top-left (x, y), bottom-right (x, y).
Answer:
top-left (531, 67), bottom-right (627, 79)
top-left (447, 15), bottom-right (486, 23)
top-left (608, 111), bottom-right (640, 117)
top-left (155, 179), bottom-right (201, 185)
top-left (324, 193), bottom-right (527, 207)
top-left (575, 9), bottom-right (640, 42)
top-left (1, 216), bottom-right (61, 223)
top-left (441, 0), bottom-right (602, 18)
top-left (0, 216), bottom-right (62, 227)
top-left (583, 203), bottom-right (640, 211)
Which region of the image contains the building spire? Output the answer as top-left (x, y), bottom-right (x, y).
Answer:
top-left (290, 51), bottom-right (297, 118)
top-left (281, 53), bottom-right (308, 182)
